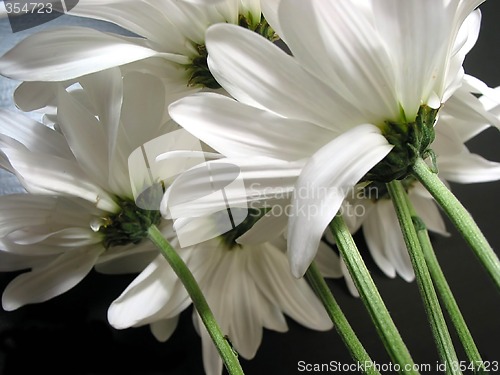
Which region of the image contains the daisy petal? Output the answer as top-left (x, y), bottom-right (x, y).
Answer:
top-left (206, 23), bottom-right (362, 131)
top-left (0, 27), bottom-right (160, 81)
top-left (410, 194), bottom-right (449, 236)
top-left (169, 92), bottom-right (336, 160)
top-left (438, 153), bottom-right (500, 183)
top-left (0, 110), bottom-right (73, 158)
top-left (315, 241), bottom-right (342, 278)
top-left (1, 148), bottom-right (119, 212)
top-left (57, 86), bottom-right (110, 189)
top-left (150, 316), bottom-right (180, 342)
top-left (2, 247), bottom-right (101, 311)
top-left (249, 244), bottom-right (332, 330)
top-left (288, 124), bottom-right (392, 277)
top-left (108, 253), bottom-right (191, 329)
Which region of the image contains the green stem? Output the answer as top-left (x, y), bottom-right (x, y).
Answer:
top-left (415, 221), bottom-right (488, 374)
top-left (306, 262), bottom-right (381, 375)
top-left (387, 180), bottom-right (461, 375)
top-left (412, 157), bottom-right (500, 290)
top-left (147, 225), bottom-right (244, 375)
top-left (329, 215), bottom-right (418, 374)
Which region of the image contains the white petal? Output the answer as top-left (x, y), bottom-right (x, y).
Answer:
top-left (0, 110), bottom-right (73, 158)
top-left (362, 210), bottom-right (397, 279)
top-left (2, 247), bottom-right (102, 311)
top-left (287, 125), bottom-right (392, 277)
top-left (169, 92), bottom-right (336, 160)
top-left (340, 257), bottom-right (359, 297)
top-left (279, 0), bottom-right (398, 120)
top-left (163, 157), bottom-right (302, 219)
top-left (150, 316), bottom-right (180, 342)
top-left (0, 27), bottom-right (161, 81)
top-left (13, 81), bottom-right (59, 112)
top-left (438, 153), bottom-right (500, 183)
top-left (409, 193), bottom-right (449, 236)
top-left (370, 200), bottom-right (414, 282)
top-left (108, 253), bottom-right (192, 329)
top-left (0, 250), bottom-right (54, 272)
top-left (1, 148), bottom-right (119, 212)
top-left (248, 244), bottom-right (332, 331)
top-left (315, 241), bottom-right (342, 279)
top-left (57, 86), bottom-right (110, 189)
top-left (261, 0), bottom-right (283, 37)
top-left (206, 23), bottom-right (364, 131)
top-left (71, 0), bottom-right (189, 52)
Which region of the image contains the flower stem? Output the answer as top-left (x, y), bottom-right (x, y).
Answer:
top-left (387, 180), bottom-right (461, 375)
top-left (415, 219), bottom-right (487, 373)
top-left (147, 225), bottom-right (244, 375)
top-left (305, 262), bottom-right (381, 375)
top-left (329, 215), bottom-right (417, 373)
top-left (412, 157), bottom-right (500, 290)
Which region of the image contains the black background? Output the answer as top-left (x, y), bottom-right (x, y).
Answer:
top-left (0, 1), bottom-right (499, 374)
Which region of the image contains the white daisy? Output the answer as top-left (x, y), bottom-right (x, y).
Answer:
top-left (0, 67), bottom-right (176, 310)
top-left (107, 223), bottom-right (338, 375)
top-left (166, 0), bottom-right (491, 277)
top-left (0, 0), bottom-right (278, 89)
top-left (338, 85), bottom-right (500, 294)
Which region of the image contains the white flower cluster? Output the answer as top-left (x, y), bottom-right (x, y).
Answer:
top-left (0, 0), bottom-right (499, 374)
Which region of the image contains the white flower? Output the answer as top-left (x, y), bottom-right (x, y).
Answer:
top-left (107, 234), bottom-right (337, 375)
top-left (0, 68), bottom-right (175, 310)
top-left (339, 84), bottom-right (500, 295)
top-left (0, 0), bottom-right (277, 88)
top-left (167, 0), bottom-right (489, 277)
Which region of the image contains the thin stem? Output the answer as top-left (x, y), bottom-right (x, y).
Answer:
top-left (306, 262), bottom-right (381, 375)
top-left (147, 225), bottom-right (244, 375)
top-left (416, 221), bottom-right (487, 373)
top-left (387, 180), bottom-right (461, 375)
top-left (412, 157), bottom-right (500, 290)
top-left (329, 215), bottom-right (418, 374)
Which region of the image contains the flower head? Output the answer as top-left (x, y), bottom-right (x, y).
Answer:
top-left (167, 0), bottom-right (491, 277)
top-left (0, 68), bottom-right (175, 309)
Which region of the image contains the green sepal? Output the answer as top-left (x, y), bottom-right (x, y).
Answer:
top-left (364, 105), bottom-right (438, 182)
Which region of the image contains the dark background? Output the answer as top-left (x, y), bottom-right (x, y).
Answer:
top-left (0, 1), bottom-right (499, 374)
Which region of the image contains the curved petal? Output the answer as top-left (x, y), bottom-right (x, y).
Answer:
top-left (409, 193), bottom-right (449, 236)
top-left (13, 81), bottom-right (59, 112)
top-left (287, 124), bottom-right (393, 277)
top-left (169, 92), bottom-right (336, 160)
top-left (108, 253), bottom-right (192, 329)
top-left (362, 209), bottom-right (397, 279)
top-left (0, 110), bottom-right (73, 158)
top-left (1, 148), bottom-right (119, 212)
top-left (248, 244), bottom-right (332, 331)
top-left (0, 27), bottom-right (161, 81)
top-left (438, 153), bottom-right (500, 183)
top-left (150, 316), bottom-right (180, 342)
top-left (70, 0), bottom-right (189, 52)
top-left (2, 246), bottom-right (102, 311)
top-left (57, 86), bottom-right (110, 189)
top-left (315, 241), bottom-right (342, 279)
top-left (279, 0), bottom-right (398, 120)
top-left (206, 23), bottom-right (364, 131)
top-left (162, 157), bottom-right (302, 219)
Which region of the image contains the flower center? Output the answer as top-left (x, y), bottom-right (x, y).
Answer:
top-left (99, 199), bottom-right (162, 249)
top-left (364, 105), bottom-right (438, 183)
top-left (219, 208), bottom-right (269, 249)
top-left (187, 14), bottom-right (279, 89)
